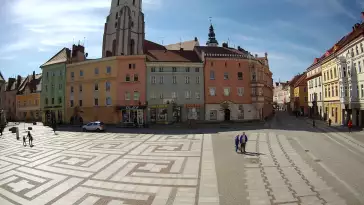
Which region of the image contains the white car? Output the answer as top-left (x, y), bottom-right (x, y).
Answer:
top-left (82, 121), bottom-right (106, 132)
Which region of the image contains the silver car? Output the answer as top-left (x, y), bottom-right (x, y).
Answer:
top-left (82, 121), bottom-right (106, 132)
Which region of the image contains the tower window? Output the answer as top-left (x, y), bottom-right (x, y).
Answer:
top-left (114, 22), bottom-right (118, 28)
top-left (133, 0), bottom-right (135, 5)
top-left (117, 0), bottom-right (120, 5)
top-left (130, 39), bottom-right (135, 55)
top-left (115, 12), bottom-right (118, 19)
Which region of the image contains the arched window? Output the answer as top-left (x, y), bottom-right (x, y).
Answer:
top-left (133, 0), bottom-right (135, 5)
top-left (112, 39), bottom-right (117, 56)
top-left (130, 39), bottom-right (135, 55)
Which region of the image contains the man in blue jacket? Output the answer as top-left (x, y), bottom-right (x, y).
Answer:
top-left (240, 132), bottom-right (248, 153)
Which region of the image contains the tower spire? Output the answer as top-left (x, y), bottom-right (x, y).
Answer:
top-left (206, 18), bottom-right (219, 47)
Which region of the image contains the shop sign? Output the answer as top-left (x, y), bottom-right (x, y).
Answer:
top-left (150, 105), bottom-right (168, 108)
top-left (118, 105), bottom-right (146, 110)
top-left (185, 104), bottom-right (201, 108)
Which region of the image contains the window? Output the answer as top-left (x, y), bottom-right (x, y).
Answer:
top-left (185, 76), bottom-right (190, 84)
top-left (159, 76), bottom-right (164, 84)
top-left (172, 76), bottom-right (177, 84)
top-left (361, 43), bottom-right (363, 53)
top-left (224, 88), bottom-right (230, 96)
top-left (46, 72), bottom-right (49, 78)
top-left (330, 69), bottom-right (333, 79)
top-left (345, 86), bottom-right (348, 97)
top-left (151, 67), bottom-right (156, 72)
top-left (185, 91), bottom-right (191, 99)
top-left (94, 83), bottom-right (99, 91)
top-left (328, 86), bottom-right (330, 97)
top-left (325, 87), bottom-right (327, 98)
top-left (133, 91), bottom-right (140, 100)
top-left (324, 73), bottom-right (326, 81)
top-left (94, 98), bottom-right (99, 106)
top-left (172, 67), bottom-right (177, 72)
top-left (196, 76), bottom-right (200, 84)
top-left (115, 12), bottom-right (118, 19)
top-left (115, 22), bottom-right (118, 28)
top-left (107, 66), bottom-right (111, 74)
top-left (45, 85), bottom-right (48, 92)
top-left (209, 110), bottom-right (217, 120)
top-left (106, 97), bottom-right (112, 105)
top-left (210, 61), bottom-right (214, 67)
top-left (70, 100), bottom-right (74, 107)
top-left (185, 67), bottom-right (190, 72)
top-left (71, 72), bottom-right (74, 78)
top-left (334, 67), bottom-right (337, 78)
top-left (195, 92), bottom-right (200, 99)
top-left (125, 92), bottom-right (130, 100)
top-left (343, 67), bottom-right (346, 77)
top-left (361, 84), bottom-right (364, 98)
top-left (237, 72), bottom-right (243, 80)
top-left (106, 82), bottom-right (111, 91)
top-left (71, 86), bottom-right (74, 93)
top-left (95, 68), bottom-right (99, 75)
top-left (79, 100), bottom-right (83, 107)
top-left (159, 93), bottom-right (164, 99)
top-left (79, 85), bottom-right (83, 92)
top-left (151, 76), bottom-right (156, 84)
top-left (159, 67), bottom-right (164, 72)
top-left (359, 62), bottom-right (362, 73)
top-left (195, 67), bottom-right (199, 72)
top-left (51, 84), bottom-right (54, 90)
top-left (172, 92), bottom-right (177, 99)
top-left (58, 97), bottom-right (62, 104)
top-left (133, 74), bottom-right (139, 81)
top-left (335, 86), bottom-right (338, 97)
top-left (117, 0), bottom-right (120, 5)
top-left (80, 70), bottom-right (83, 77)
top-left (151, 92), bottom-right (156, 99)
top-left (210, 70), bottom-right (215, 80)
top-left (45, 98), bottom-right (48, 105)
top-left (209, 87), bottom-right (216, 96)
top-left (126, 74), bottom-right (130, 82)
top-left (224, 72), bottom-right (229, 80)
top-left (59, 84), bottom-right (62, 90)
top-left (237, 87), bottom-right (244, 96)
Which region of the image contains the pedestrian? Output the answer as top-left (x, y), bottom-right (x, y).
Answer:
top-left (313, 119), bottom-right (316, 127)
top-left (240, 132), bottom-right (248, 154)
top-left (234, 134), bottom-right (240, 152)
top-left (348, 119), bottom-right (352, 133)
top-left (52, 121), bottom-right (57, 134)
top-left (328, 118), bottom-right (332, 126)
top-left (27, 131), bottom-right (33, 147)
top-left (0, 125), bottom-right (4, 136)
top-left (23, 135), bottom-right (27, 147)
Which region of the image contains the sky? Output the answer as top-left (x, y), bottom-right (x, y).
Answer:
top-left (0, 0), bottom-right (363, 82)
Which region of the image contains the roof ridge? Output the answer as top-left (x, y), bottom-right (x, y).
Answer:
top-left (40, 47), bottom-right (68, 67)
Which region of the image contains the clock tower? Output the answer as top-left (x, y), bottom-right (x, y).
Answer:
top-left (102, 0), bottom-right (145, 57)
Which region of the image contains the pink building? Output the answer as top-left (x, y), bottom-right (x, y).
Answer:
top-left (115, 55), bottom-right (147, 126)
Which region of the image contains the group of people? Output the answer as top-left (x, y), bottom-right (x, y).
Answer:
top-left (235, 132), bottom-right (248, 153)
top-left (23, 131), bottom-right (34, 147)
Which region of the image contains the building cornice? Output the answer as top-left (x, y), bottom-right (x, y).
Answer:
top-left (146, 62), bottom-right (203, 67)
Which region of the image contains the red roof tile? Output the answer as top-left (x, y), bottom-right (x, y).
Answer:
top-left (146, 50), bottom-right (201, 62)
top-left (143, 40), bottom-right (165, 53)
top-left (294, 73), bottom-right (307, 87)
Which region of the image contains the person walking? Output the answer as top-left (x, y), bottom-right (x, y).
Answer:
top-left (27, 131), bottom-right (33, 147)
top-left (234, 135), bottom-right (240, 152)
top-left (240, 132), bottom-right (248, 154)
top-left (348, 119), bottom-right (352, 133)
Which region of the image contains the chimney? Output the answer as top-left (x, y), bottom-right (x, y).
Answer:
top-left (71, 44), bottom-right (86, 63)
top-left (180, 47), bottom-right (184, 51)
top-left (255, 54), bottom-right (258, 58)
top-left (194, 37), bottom-right (198, 41)
top-left (265, 52), bottom-right (268, 58)
top-left (222, 42), bottom-right (228, 48)
top-left (32, 71), bottom-right (35, 80)
top-left (16, 75), bottom-right (21, 89)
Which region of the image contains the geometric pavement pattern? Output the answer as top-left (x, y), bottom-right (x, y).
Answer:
top-left (244, 132), bottom-right (347, 205)
top-left (0, 127), bottom-right (219, 205)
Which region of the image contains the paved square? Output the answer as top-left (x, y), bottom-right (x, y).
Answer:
top-left (0, 127), bottom-right (219, 205)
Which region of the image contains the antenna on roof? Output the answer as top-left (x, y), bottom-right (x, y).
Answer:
top-left (83, 37), bottom-right (86, 46)
top-left (209, 17), bottom-right (212, 24)
top-left (180, 37), bottom-right (182, 49)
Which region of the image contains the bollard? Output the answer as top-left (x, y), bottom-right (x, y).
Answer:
top-left (16, 127), bottom-right (19, 140)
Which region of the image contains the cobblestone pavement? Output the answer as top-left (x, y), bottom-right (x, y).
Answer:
top-left (0, 125), bottom-right (219, 205)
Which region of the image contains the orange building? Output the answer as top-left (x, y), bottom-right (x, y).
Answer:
top-left (16, 72), bottom-right (42, 121)
top-left (293, 73), bottom-right (308, 115)
top-left (65, 57), bottom-right (119, 124)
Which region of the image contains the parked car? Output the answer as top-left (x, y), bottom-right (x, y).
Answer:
top-left (82, 121), bottom-right (106, 132)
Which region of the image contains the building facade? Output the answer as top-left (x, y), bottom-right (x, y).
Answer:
top-left (262, 58), bottom-right (274, 118)
top-left (322, 52), bottom-right (341, 124)
top-left (146, 50), bottom-right (204, 124)
top-left (40, 48), bottom-right (70, 125)
top-left (293, 73), bottom-right (308, 115)
top-left (115, 55), bottom-right (147, 126)
top-left (306, 61), bottom-right (323, 118)
top-left (102, 0), bottom-right (145, 57)
top-left (0, 73), bottom-right (5, 112)
top-left (66, 57), bottom-right (118, 124)
top-left (273, 82), bottom-right (288, 110)
top-left (3, 76), bottom-right (24, 121)
top-left (15, 73), bottom-right (42, 121)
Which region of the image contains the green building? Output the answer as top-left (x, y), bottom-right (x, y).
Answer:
top-left (40, 48), bottom-right (71, 125)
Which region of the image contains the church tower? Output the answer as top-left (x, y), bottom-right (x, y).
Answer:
top-left (102, 0), bottom-right (145, 57)
top-left (206, 24), bottom-right (218, 47)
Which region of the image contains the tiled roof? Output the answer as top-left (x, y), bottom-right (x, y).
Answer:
top-left (18, 74), bottom-right (42, 93)
top-left (195, 46), bottom-right (240, 55)
top-left (143, 40), bottom-right (165, 53)
top-left (294, 73), bottom-right (307, 87)
top-left (41, 48), bottom-right (70, 67)
top-left (146, 50), bottom-right (201, 62)
top-left (288, 74), bottom-right (301, 86)
top-left (165, 39), bottom-right (199, 51)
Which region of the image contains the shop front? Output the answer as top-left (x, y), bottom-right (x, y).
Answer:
top-left (148, 104), bottom-right (172, 124)
top-left (117, 105), bottom-right (146, 127)
top-left (184, 104), bottom-right (203, 121)
top-left (43, 106), bottom-right (63, 125)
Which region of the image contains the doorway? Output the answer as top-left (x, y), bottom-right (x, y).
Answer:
top-left (224, 109), bottom-right (231, 121)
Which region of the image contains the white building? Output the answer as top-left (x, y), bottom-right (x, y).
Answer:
top-left (306, 60), bottom-right (324, 118)
top-left (102, 0), bottom-right (145, 57)
top-left (336, 24), bottom-right (364, 127)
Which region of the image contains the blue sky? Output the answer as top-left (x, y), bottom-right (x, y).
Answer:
top-left (0, 0), bottom-right (363, 82)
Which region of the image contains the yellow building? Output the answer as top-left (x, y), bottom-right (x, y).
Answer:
top-left (65, 57), bottom-right (119, 124)
top-left (16, 73), bottom-right (42, 121)
top-left (293, 73), bottom-right (309, 115)
top-left (321, 52), bottom-right (341, 124)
